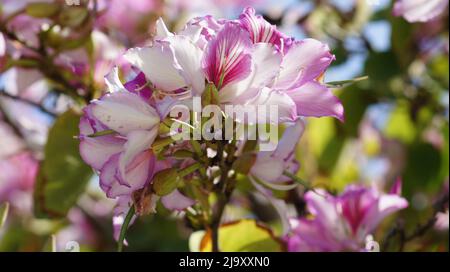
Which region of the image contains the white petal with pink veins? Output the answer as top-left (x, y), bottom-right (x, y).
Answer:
top-left (202, 23), bottom-right (252, 89)
top-left (220, 43), bottom-right (282, 104)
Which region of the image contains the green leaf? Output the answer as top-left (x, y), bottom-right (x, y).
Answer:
top-left (385, 102), bottom-right (416, 144)
top-left (26, 2), bottom-right (60, 18)
top-left (325, 76), bottom-right (369, 88)
top-left (364, 51), bottom-right (401, 89)
top-left (0, 202), bottom-right (9, 229)
top-left (33, 109), bottom-right (93, 218)
top-left (172, 149), bottom-right (194, 159)
top-left (199, 220), bottom-right (284, 252)
top-left (339, 85), bottom-right (374, 137)
top-left (403, 142), bottom-right (442, 197)
top-left (440, 124), bottom-right (449, 183)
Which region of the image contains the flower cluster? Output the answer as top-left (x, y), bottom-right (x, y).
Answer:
top-left (286, 180), bottom-right (408, 252)
top-left (78, 7), bottom-right (344, 241)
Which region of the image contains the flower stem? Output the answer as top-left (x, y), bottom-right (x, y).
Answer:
top-left (210, 141), bottom-right (237, 252)
top-left (178, 162), bottom-right (202, 178)
top-left (282, 171), bottom-right (310, 188)
top-left (117, 206), bottom-right (135, 252)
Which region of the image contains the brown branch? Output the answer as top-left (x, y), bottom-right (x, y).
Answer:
top-left (0, 91), bottom-right (57, 117)
top-left (382, 191), bottom-right (449, 251)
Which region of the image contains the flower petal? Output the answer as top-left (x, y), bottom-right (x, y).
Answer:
top-left (245, 87), bottom-right (297, 123)
top-left (239, 7), bottom-right (293, 51)
top-left (362, 194), bottom-right (408, 234)
top-left (155, 18), bottom-right (173, 39)
top-left (220, 43), bottom-right (282, 104)
top-left (273, 119), bottom-right (305, 159)
top-left (123, 72), bottom-right (153, 100)
top-left (393, 0), bottom-right (448, 23)
top-left (251, 157), bottom-right (285, 183)
top-left (99, 154), bottom-right (132, 198)
top-left (79, 117), bottom-right (125, 170)
top-left (104, 66), bottom-right (125, 93)
top-left (118, 128), bottom-right (158, 186)
top-left (91, 92), bottom-right (160, 135)
top-left (275, 39), bottom-right (334, 90)
top-left (161, 189), bottom-right (195, 211)
top-left (124, 44), bottom-right (186, 92)
top-left (166, 35), bottom-right (205, 96)
top-left (202, 23), bottom-right (252, 89)
top-left (286, 81), bottom-right (344, 121)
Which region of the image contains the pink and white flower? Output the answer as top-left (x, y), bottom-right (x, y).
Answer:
top-left (286, 182), bottom-right (408, 252)
top-left (79, 69), bottom-right (194, 239)
top-left (393, 0), bottom-right (449, 23)
top-left (0, 152), bottom-right (39, 212)
top-left (78, 7), bottom-right (345, 241)
top-left (123, 8), bottom-right (343, 123)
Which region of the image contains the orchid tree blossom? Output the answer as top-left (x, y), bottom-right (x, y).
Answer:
top-left (76, 7), bottom-right (349, 250)
top-left (286, 181), bottom-right (408, 252)
top-left (393, 0), bottom-right (449, 23)
top-left (203, 8), bottom-right (343, 122)
top-left (0, 152), bottom-right (38, 212)
top-left (123, 8), bottom-right (343, 124)
top-left (79, 69), bottom-right (195, 239)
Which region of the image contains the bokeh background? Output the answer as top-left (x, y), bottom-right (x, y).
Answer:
top-left (0, 0), bottom-right (448, 252)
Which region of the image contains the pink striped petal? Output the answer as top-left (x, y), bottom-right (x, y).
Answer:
top-left (202, 23), bottom-right (252, 89)
top-left (220, 43), bottom-right (282, 104)
top-left (239, 7), bottom-right (293, 52)
top-left (286, 81), bottom-right (344, 121)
